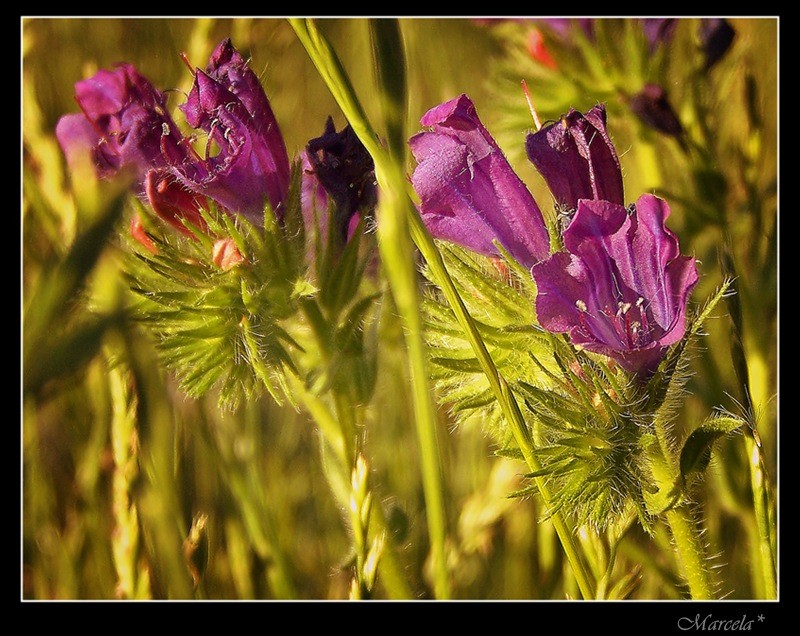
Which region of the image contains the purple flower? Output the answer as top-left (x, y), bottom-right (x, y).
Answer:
top-left (639, 18), bottom-right (678, 52)
top-left (537, 18), bottom-right (596, 40)
top-left (302, 117), bottom-right (376, 244)
top-left (699, 18), bottom-right (736, 70)
top-left (532, 194), bottom-right (698, 376)
top-left (629, 84), bottom-right (683, 138)
top-left (56, 39), bottom-right (291, 229)
top-left (409, 94), bottom-right (550, 269)
top-left (174, 38), bottom-right (290, 223)
top-left (525, 104), bottom-right (624, 211)
top-left (56, 63), bottom-right (186, 180)
top-left (539, 18), bottom-right (677, 50)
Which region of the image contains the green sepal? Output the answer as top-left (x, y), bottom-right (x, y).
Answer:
top-left (124, 204), bottom-right (305, 410)
top-left (319, 216), bottom-right (369, 316)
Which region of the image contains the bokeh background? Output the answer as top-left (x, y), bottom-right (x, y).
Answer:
top-left (22, 17), bottom-right (777, 600)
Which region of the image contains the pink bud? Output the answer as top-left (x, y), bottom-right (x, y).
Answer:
top-left (212, 238), bottom-right (245, 270)
top-left (526, 28), bottom-right (557, 70)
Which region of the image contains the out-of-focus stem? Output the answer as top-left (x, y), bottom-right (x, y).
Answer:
top-left (720, 241), bottom-right (777, 599)
top-left (291, 18), bottom-right (451, 599)
top-left (107, 353), bottom-right (151, 599)
top-left (287, 374), bottom-right (414, 599)
top-left (745, 432), bottom-right (777, 598)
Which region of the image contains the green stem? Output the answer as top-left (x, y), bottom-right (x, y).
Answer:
top-left (286, 374), bottom-right (414, 599)
top-left (744, 432), bottom-right (777, 599)
top-left (288, 16), bottom-right (594, 600)
top-left (664, 507), bottom-right (714, 599)
top-left (290, 18), bottom-right (451, 599)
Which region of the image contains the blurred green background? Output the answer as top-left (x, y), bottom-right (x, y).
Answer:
top-left (22, 17), bottom-right (776, 599)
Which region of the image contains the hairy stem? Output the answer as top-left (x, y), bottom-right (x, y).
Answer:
top-left (664, 506), bottom-right (713, 599)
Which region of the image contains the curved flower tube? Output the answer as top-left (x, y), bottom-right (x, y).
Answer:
top-left (174, 38), bottom-right (290, 223)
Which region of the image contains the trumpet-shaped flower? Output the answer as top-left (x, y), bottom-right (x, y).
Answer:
top-left (531, 194), bottom-right (698, 376)
top-left (409, 94), bottom-right (550, 269)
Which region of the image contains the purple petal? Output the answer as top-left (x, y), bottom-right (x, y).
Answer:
top-left (55, 113), bottom-right (115, 175)
top-left (526, 104), bottom-right (624, 209)
top-left (563, 199), bottom-right (631, 309)
top-left (625, 194), bottom-right (682, 328)
top-left (410, 94), bottom-right (550, 268)
top-left (205, 38), bottom-right (290, 204)
top-left (533, 252), bottom-right (593, 333)
top-left (536, 194), bottom-right (698, 376)
top-left (175, 65), bottom-right (289, 221)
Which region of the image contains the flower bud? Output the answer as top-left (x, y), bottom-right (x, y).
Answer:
top-left (629, 84), bottom-right (683, 138)
top-left (212, 238), bottom-right (245, 270)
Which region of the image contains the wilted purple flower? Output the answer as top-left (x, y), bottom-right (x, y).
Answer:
top-left (409, 94), bottom-right (550, 269)
top-left (629, 84), bottom-right (684, 139)
top-left (699, 18), bottom-right (736, 70)
top-left (532, 194), bottom-right (698, 376)
top-left (302, 117), bottom-right (376, 244)
top-left (537, 18), bottom-right (596, 40)
top-left (56, 39), bottom-right (290, 229)
top-left (174, 38), bottom-right (290, 224)
top-left (539, 18), bottom-right (677, 50)
top-left (525, 104), bottom-right (624, 211)
top-left (56, 63), bottom-right (186, 180)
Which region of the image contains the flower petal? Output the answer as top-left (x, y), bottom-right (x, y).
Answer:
top-left (410, 94), bottom-right (549, 268)
top-left (526, 104), bottom-right (624, 209)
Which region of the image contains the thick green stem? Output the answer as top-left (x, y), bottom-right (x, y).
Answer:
top-left (651, 414), bottom-right (714, 599)
top-left (664, 507), bottom-right (714, 599)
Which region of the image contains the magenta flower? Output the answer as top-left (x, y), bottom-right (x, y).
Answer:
top-left (56, 39), bottom-right (290, 229)
top-left (639, 18), bottom-right (678, 52)
top-left (525, 104), bottom-right (624, 211)
top-left (532, 194), bottom-right (698, 376)
top-left (700, 18), bottom-right (736, 70)
top-left (409, 94), bottom-right (550, 269)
